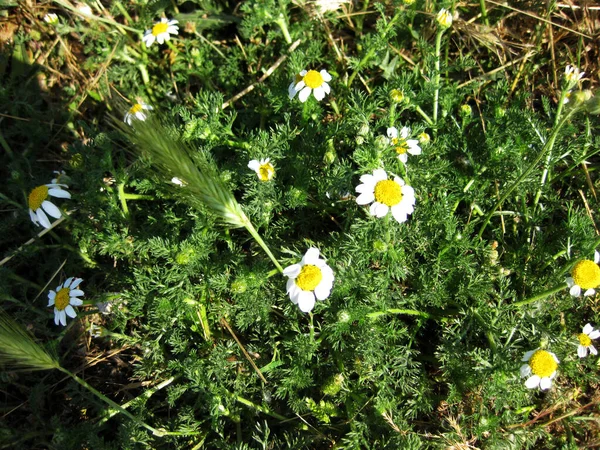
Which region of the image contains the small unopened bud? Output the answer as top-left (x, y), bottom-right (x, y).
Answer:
top-left (460, 104), bottom-right (472, 117)
top-left (374, 135), bottom-right (389, 150)
top-left (337, 310), bottom-right (351, 323)
top-left (390, 89), bottom-right (407, 104)
top-left (418, 132), bottom-right (430, 144)
top-left (358, 123), bottom-right (370, 136)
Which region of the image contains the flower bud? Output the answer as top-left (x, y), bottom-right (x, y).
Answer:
top-left (436, 8), bottom-right (453, 29)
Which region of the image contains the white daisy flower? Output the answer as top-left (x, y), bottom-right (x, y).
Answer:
top-left (566, 250), bottom-right (600, 297)
top-left (28, 183), bottom-right (71, 229)
top-left (142, 18), bottom-right (179, 48)
top-left (48, 277), bottom-right (84, 326)
top-left (436, 8), bottom-right (453, 28)
top-left (248, 158), bottom-right (275, 181)
top-left (520, 349), bottom-right (559, 390)
top-left (577, 323), bottom-right (600, 358)
top-left (44, 13), bottom-right (58, 24)
top-left (355, 169), bottom-right (416, 223)
top-left (564, 65), bottom-right (584, 86)
top-left (386, 127), bottom-right (422, 163)
top-left (289, 69), bottom-right (332, 103)
top-left (283, 248), bottom-right (334, 313)
top-left (124, 102), bottom-right (153, 125)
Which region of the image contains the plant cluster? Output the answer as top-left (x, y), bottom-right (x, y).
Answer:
top-left (1, 0), bottom-right (600, 448)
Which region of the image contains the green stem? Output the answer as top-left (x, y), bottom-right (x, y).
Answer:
top-left (274, 17), bottom-right (292, 44)
top-left (479, 0), bottom-right (489, 26)
top-left (433, 30), bottom-right (444, 125)
top-left (348, 47), bottom-right (375, 88)
top-left (122, 193), bottom-right (154, 200)
top-left (414, 105), bottom-right (434, 126)
top-left (0, 192), bottom-right (22, 208)
top-left (0, 130), bottom-right (13, 157)
top-left (477, 108), bottom-right (575, 239)
top-left (472, 310), bottom-right (497, 351)
top-left (330, 99), bottom-right (340, 115)
top-left (234, 394), bottom-right (289, 421)
top-left (117, 183), bottom-right (129, 215)
top-left (60, 367), bottom-right (168, 436)
top-left (309, 312), bottom-right (315, 344)
top-left (512, 283), bottom-right (567, 307)
top-left (99, 377), bottom-right (177, 424)
top-left (366, 308), bottom-right (431, 319)
top-left (243, 220), bottom-right (284, 273)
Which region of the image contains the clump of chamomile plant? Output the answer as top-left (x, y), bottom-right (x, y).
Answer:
top-left (1, 1), bottom-right (600, 448)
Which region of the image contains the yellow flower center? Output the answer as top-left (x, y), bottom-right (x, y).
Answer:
top-left (578, 333), bottom-right (592, 347)
top-left (129, 103), bottom-right (143, 114)
top-left (528, 350), bottom-right (557, 378)
top-left (54, 288), bottom-right (71, 311)
top-left (571, 260), bottom-right (600, 290)
top-left (152, 22), bottom-right (169, 36)
top-left (303, 70), bottom-right (324, 89)
top-left (258, 163), bottom-right (275, 181)
top-left (391, 138), bottom-right (408, 154)
top-left (28, 185), bottom-right (49, 210)
top-left (295, 265), bottom-right (323, 291)
top-left (374, 180), bottom-right (403, 207)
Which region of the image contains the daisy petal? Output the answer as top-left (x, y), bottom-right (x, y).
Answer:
top-left (313, 87), bottom-right (325, 101)
top-left (356, 192), bottom-right (375, 205)
top-left (283, 264), bottom-right (302, 278)
top-left (320, 70), bottom-right (332, 82)
top-left (372, 169), bottom-right (388, 181)
top-left (583, 323), bottom-right (594, 334)
top-left (48, 188), bottom-right (71, 199)
top-left (298, 87), bottom-right (311, 103)
top-left (374, 203), bottom-right (389, 218)
top-left (539, 377), bottom-right (552, 390)
top-left (520, 364), bottom-right (531, 378)
top-left (589, 345), bottom-right (597, 355)
top-left (578, 345), bottom-right (588, 358)
top-left (314, 282), bottom-right (332, 301)
top-left (36, 208), bottom-right (51, 229)
top-left (522, 350), bottom-right (536, 362)
top-left (65, 305), bottom-right (77, 318)
top-left (297, 291), bottom-right (316, 313)
top-left (302, 248), bottom-right (320, 265)
top-left (570, 285), bottom-right (582, 297)
top-left (525, 375), bottom-right (541, 389)
top-left (588, 330), bottom-right (600, 339)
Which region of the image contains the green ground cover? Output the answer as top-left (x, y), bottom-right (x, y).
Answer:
top-left (1, 1), bottom-right (600, 448)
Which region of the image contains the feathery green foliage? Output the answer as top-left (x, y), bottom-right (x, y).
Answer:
top-left (2, 1), bottom-right (600, 448)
